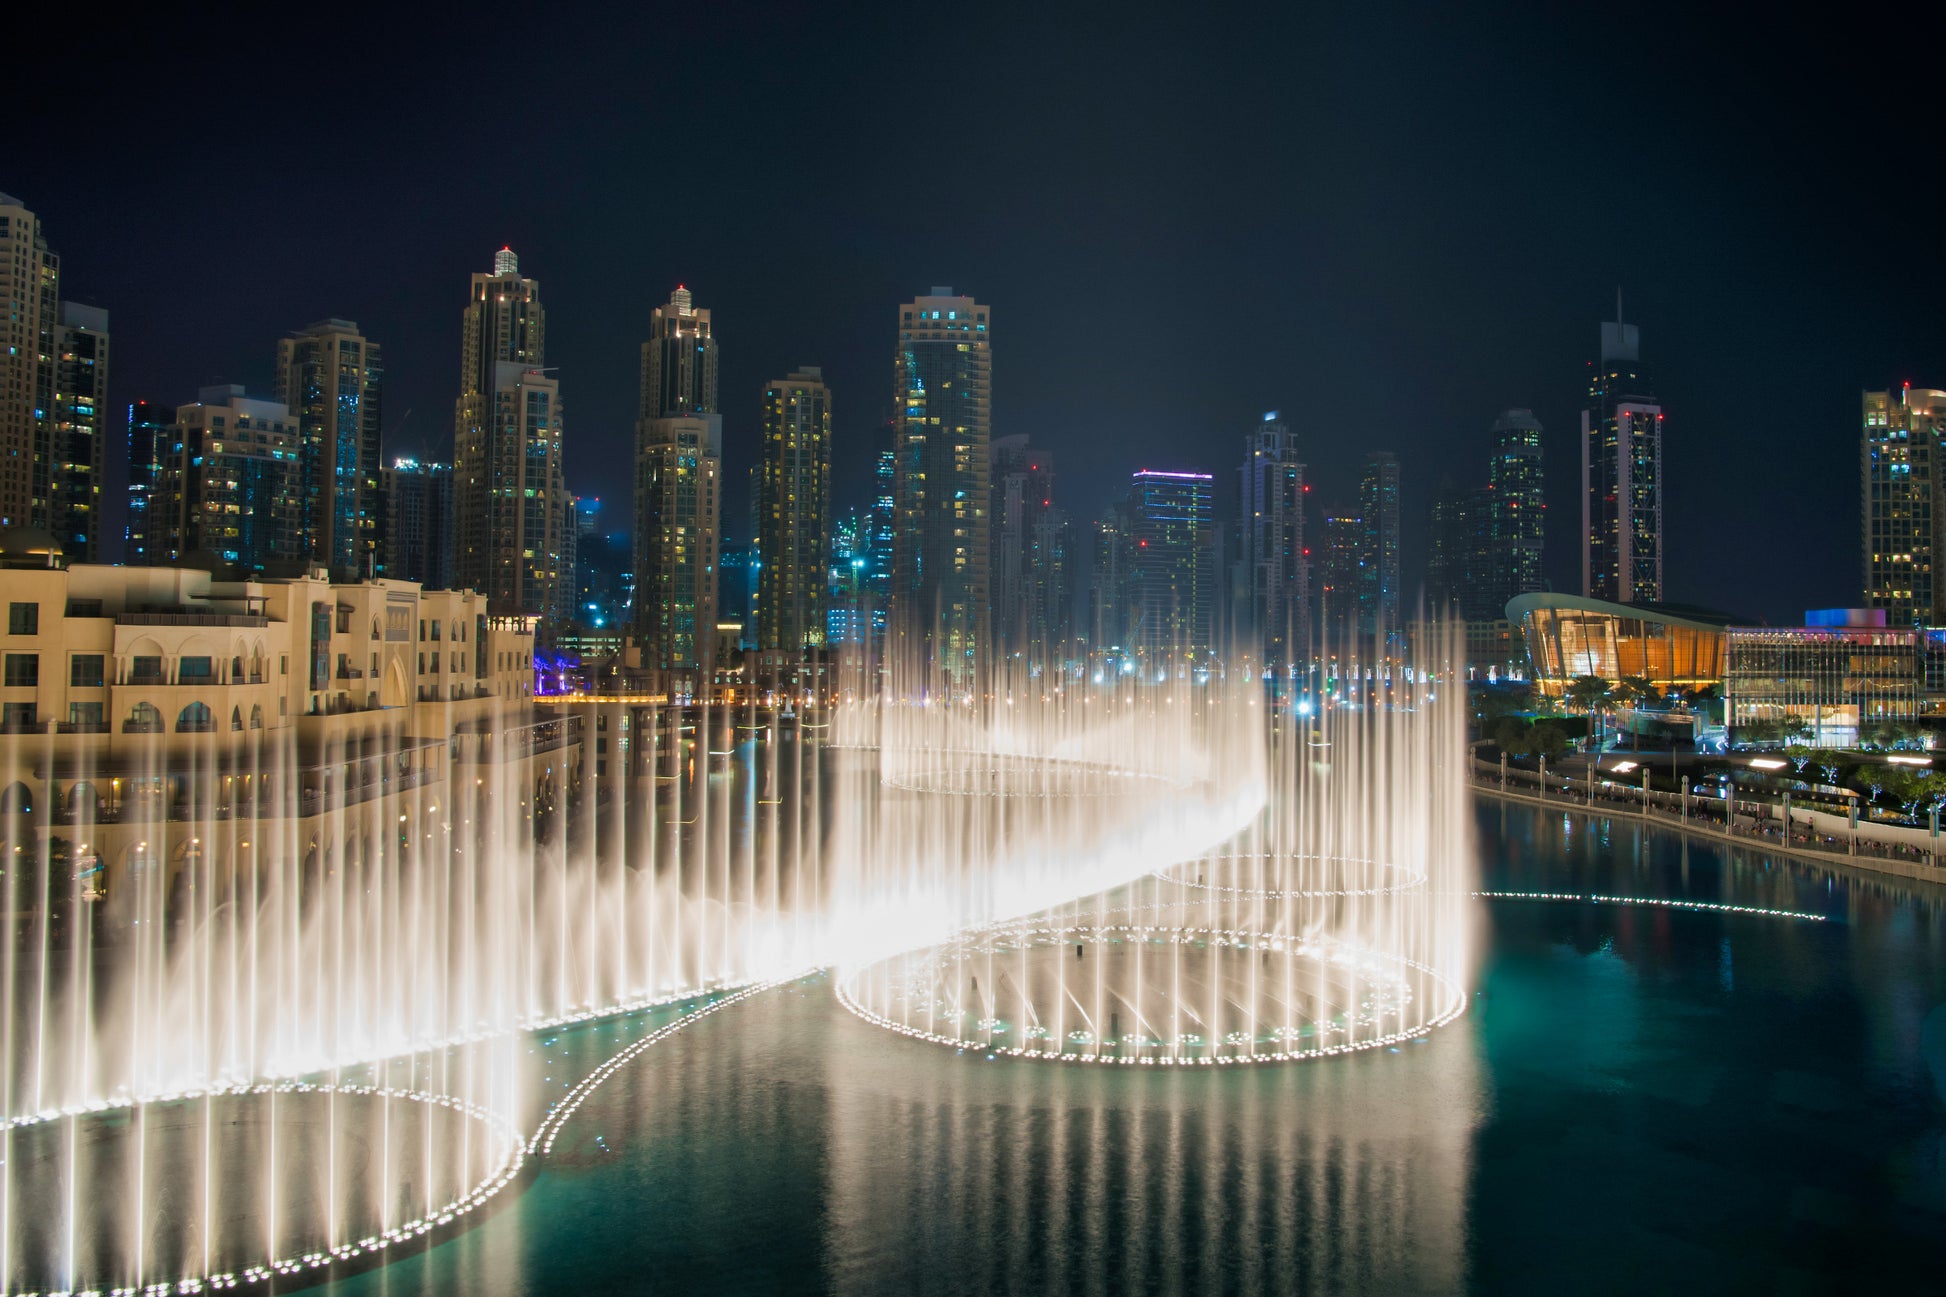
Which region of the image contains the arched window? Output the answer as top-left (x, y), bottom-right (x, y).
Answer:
top-left (230, 706), bottom-right (243, 732)
top-left (176, 702), bottom-right (213, 733)
top-left (0, 782), bottom-right (33, 815)
top-left (249, 704), bottom-right (264, 729)
top-left (372, 617), bottom-right (381, 641)
top-left (126, 702), bottom-right (163, 733)
top-left (231, 655), bottom-right (243, 680)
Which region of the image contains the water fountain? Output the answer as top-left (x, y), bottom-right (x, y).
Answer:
top-left (0, 620), bottom-right (1474, 1293)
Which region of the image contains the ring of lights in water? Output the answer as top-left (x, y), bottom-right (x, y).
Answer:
top-left (1, 1082), bottom-right (523, 1295)
top-left (837, 922), bottom-right (1469, 1064)
top-left (1155, 849), bottom-right (1428, 898)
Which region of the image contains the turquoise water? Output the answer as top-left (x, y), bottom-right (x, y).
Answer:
top-left (320, 802), bottom-right (1946, 1294)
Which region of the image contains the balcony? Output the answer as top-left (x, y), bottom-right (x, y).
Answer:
top-left (118, 612), bottom-right (268, 628)
top-left (56, 721), bottom-right (109, 735)
top-left (127, 671), bottom-right (168, 686)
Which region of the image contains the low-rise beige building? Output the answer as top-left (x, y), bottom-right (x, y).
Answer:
top-left (0, 528), bottom-right (576, 907)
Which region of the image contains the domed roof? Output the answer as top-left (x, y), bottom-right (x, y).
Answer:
top-left (0, 526), bottom-right (64, 568)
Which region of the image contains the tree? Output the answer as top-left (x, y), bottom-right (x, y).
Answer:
top-left (1564, 675), bottom-right (1613, 750)
top-left (1530, 721), bottom-right (1571, 763)
top-left (1612, 675), bottom-right (1661, 710)
top-left (1783, 743), bottom-right (1812, 775)
top-left (1472, 682), bottom-right (1532, 728)
top-left (1492, 716), bottom-right (1534, 758)
top-left (1883, 768), bottom-right (1929, 819)
top-left (1817, 762), bottom-right (1841, 787)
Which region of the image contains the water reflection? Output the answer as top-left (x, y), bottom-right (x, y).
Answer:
top-left (323, 800), bottom-right (1946, 1296)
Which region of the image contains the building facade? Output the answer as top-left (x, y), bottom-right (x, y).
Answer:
top-left (0, 539), bottom-right (553, 906)
top-left (1862, 386), bottom-right (1946, 626)
top-left (891, 289), bottom-right (991, 690)
top-left (755, 368), bottom-right (831, 654)
top-left (155, 385), bottom-right (301, 574)
top-left (641, 285), bottom-right (717, 419)
top-left (1238, 413), bottom-right (1307, 664)
top-left (1125, 470), bottom-right (1214, 670)
top-left (380, 458), bottom-right (455, 590)
top-left (0, 194), bottom-right (59, 532)
top-left (1582, 305), bottom-right (1663, 603)
top-left (49, 302), bottom-right (109, 561)
top-left (634, 415), bottom-right (722, 684)
top-left (454, 248), bottom-right (562, 617)
top-left (125, 400), bottom-right (173, 566)
top-left (1358, 451), bottom-right (1401, 637)
top-left (1488, 408), bottom-right (1545, 605)
top-left (276, 319), bottom-right (383, 575)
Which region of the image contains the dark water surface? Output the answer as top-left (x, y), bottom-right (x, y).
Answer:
top-left (324, 802), bottom-right (1946, 1295)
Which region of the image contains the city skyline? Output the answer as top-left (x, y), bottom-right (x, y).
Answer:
top-left (8, 7), bottom-right (1938, 625)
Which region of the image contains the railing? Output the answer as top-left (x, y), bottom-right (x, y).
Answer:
top-left (122, 721), bottom-right (162, 734)
top-left (56, 721), bottom-right (108, 735)
top-left (118, 612), bottom-right (268, 628)
top-left (1472, 758), bottom-right (1946, 875)
top-left (127, 671), bottom-right (168, 686)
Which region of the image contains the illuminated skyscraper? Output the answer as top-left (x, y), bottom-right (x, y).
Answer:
top-left (380, 458), bottom-right (454, 589)
top-left (1238, 413), bottom-right (1306, 662)
top-left (891, 289), bottom-right (990, 689)
top-left (755, 368), bottom-right (831, 653)
top-left (990, 435), bottom-right (1067, 666)
top-left (1125, 469), bottom-right (1215, 667)
top-left (1582, 300), bottom-right (1663, 602)
top-left (1358, 451), bottom-right (1401, 636)
top-left (641, 285), bottom-right (718, 418)
top-left (453, 248), bottom-right (565, 617)
top-left (634, 285), bottom-right (723, 679)
top-left (1863, 386), bottom-right (1946, 626)
top-left (0, 193), bottom-right (58, 531)
top-left (156, 385), bottom-right (301, 574)
top-left (634, 416), bottom-right (722, 678)
top-left (276, 318), bottom-right (383, 575)
top-left (1487, 408), bottom-right (1545, 604)
top-left (49, 303), bottom-right (109, 561)
top-left (125, 400), bottom-right (174, 565)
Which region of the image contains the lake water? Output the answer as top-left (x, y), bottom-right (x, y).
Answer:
top-left (320, 800), bottom-right (1946, 1295)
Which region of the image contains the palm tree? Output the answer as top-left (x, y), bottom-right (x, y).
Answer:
top-left (1564, 674), bottom-right (1613, 750)
top-left (1612, 675), bottom-right (1661, 711)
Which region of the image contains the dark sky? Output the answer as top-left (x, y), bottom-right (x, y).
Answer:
top-left (12, 2), bottom-right (1946, 623)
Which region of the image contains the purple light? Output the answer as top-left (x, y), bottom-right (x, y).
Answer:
top-left (1132, 470), bottom-right (1213, 480)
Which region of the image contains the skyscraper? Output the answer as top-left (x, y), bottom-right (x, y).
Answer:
top-left (1582, 300), bottom-right (1663, 602)
top-left (1358, 451), bottom-right (1401, 636)
top-left (126, 400), bottom-right (174, 565)
top-left (1487, 408), bottom-right (1545, 607)
top-left (49, 302), bottom-right (109, 561)
top-left (156, 385), bottom-right (301, 573)
top-left (1863, 386), bottom-right (1946, 626)
top-left (453, 248), bottom-right (565, 617)
top-left (1238, 413), bottom-right (1307, 663)
top-left (641, 285), bottom-right (717, 418)
top-left (1426, 482), bottom-right (1495, 620)
top-left (380, 458), bottom-right (455, 589)
top-left (891, 289), bottom-right (991, 689)
top-left (634, 285), bottom-right (724, 679)
top-left (1315, 514), bottom-right (1364, 637)
top-left (634, 416), bottom-right (722, 677)
top-left (276, 319), bottom-right (383, 575)
top-left (990, 435), bottom-right (1067, 667)
top-left (1125, 470), bottom-right (1215, 668)
top-left (755, 368), bottom-right (831, 654)
top-left (0, 194), bottom-right (58, 532)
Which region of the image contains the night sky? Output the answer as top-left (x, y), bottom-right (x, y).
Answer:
top-left (12, 3), bottom-right (1945, 623)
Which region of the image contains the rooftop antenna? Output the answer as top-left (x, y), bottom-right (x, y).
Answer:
top-left (1616, 285), bottom-right (1624, 325)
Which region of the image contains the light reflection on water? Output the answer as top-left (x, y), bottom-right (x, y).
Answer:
top-left (323, 801), bottom-right (1946, 1296)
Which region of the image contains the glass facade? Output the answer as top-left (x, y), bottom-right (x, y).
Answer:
top-left (1725, 627), bottom-right (1922, 747)
top-left (1512, 594), bottom-right (1727, 701)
